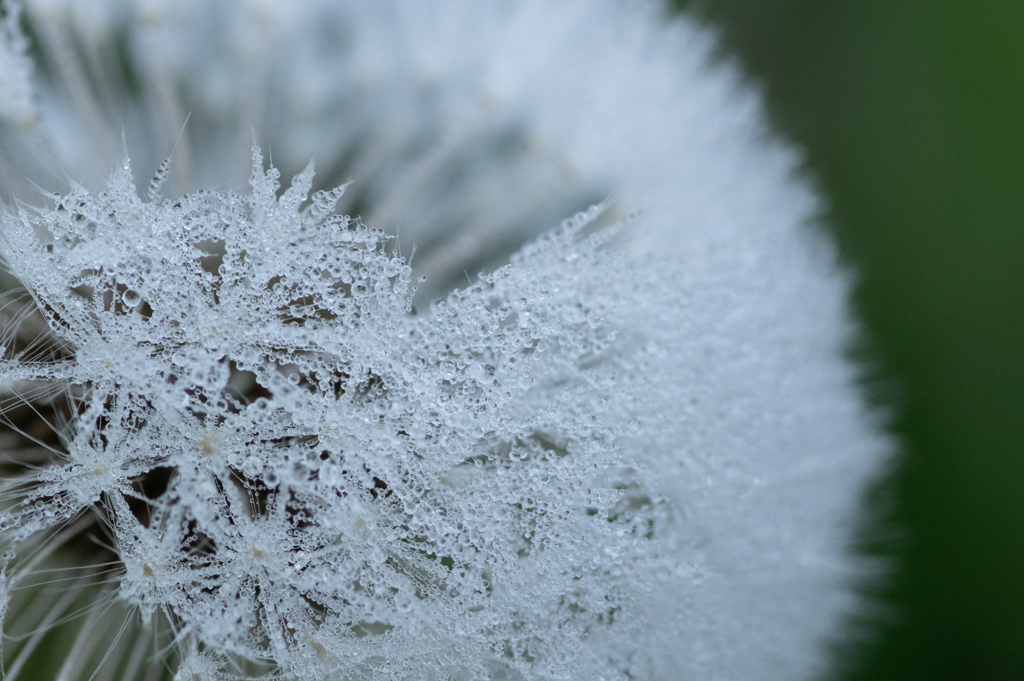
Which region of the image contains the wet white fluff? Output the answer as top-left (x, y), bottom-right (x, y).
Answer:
top-left (0, 1), bottom-right (33, 126)
top-left (0, 1), bottom-right (887, 680)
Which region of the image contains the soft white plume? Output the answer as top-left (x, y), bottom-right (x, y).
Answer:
top-left (0, 1), bottom-right (34, 126)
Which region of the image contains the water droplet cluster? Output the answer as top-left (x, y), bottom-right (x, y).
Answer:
top-left (0, 148), bottom-right (663, 679)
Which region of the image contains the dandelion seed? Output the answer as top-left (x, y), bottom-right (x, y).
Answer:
top-left (0, 1), bottom-right (888, 680)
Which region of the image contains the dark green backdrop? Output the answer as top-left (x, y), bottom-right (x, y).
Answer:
top-left (676, 1), bottom-right (1024, 679)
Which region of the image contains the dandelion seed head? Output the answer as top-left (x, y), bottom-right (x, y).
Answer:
top-left (0, 1), bottom-right (889, 680)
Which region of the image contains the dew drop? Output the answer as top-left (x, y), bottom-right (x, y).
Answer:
top-left (122, 289), bottom-right (142, 308)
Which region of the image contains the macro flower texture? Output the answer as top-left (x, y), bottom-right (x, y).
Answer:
top-left (0, 1), bottom-right (887, 680)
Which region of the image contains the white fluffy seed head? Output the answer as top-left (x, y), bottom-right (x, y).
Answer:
top-left (0, 1), bottom-right (889, 680)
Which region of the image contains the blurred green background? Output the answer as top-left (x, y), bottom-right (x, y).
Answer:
top-left (675, 1), bottom-right (1024, 679)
